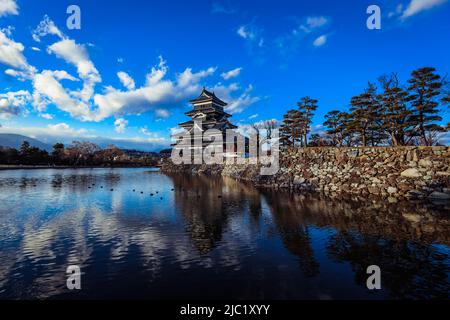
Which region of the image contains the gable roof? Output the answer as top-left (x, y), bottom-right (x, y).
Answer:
top-left (189, 88), bottom-right (228, 106)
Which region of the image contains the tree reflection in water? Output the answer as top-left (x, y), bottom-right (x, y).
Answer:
top-left (0, 169), bottom-right (448, 299)
top-left (168, 173), bottom-right (449, 298)
top-left (260, 190), bottom-right (450, 299)
top-left (327, 232), bottom-right (449, 299)
top-left (169, 174), bottom-right (261, 254)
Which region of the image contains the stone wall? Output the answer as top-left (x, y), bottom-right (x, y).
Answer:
top-left (162, 146), bottom-right (450, 201)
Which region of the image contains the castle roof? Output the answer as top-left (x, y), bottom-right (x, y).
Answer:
top-left (189, 88), bottom-right (228, 107)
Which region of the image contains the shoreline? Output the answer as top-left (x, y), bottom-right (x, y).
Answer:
top-left (161, 146), bottom-right (450, 202)
top-left (0, 165), bottom-right (160, 171)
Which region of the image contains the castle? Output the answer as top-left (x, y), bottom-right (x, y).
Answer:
top-left (173, 88), bottom-right (242, 158)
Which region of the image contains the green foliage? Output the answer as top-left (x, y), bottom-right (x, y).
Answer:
top-left (407, 67), bottom-right (443, 146)
top-left (0, 141), bottom-right (162, 167)
top-left (324, 110), bottom-right (352, 147)
top-left (297, 96), bottom-right (318, 147)
top-left (280, 109), bottom-right (303, 148)
top-left (348, 83), bottom-right (385, 146)
top-left (282, 67), bottom-right (448, 147)
top-left (378, 74), bottom-right (412, 146)
top-left (279, 97), bottom-right (319, 148)
top-left (19, 141), bottom-right (49, 165)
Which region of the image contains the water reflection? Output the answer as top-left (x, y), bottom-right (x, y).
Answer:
top-left (170, 174), bottom-right (260, 254)
top-left (0, 168), bottom-right (448, 299)
top-left (327, 232), bottom-right (449, 299)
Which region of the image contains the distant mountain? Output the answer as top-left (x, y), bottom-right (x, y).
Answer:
top-left (122, 149), bottom-right (160, 157)
top-left (88, 137), bottom-right (168, 152)
top-left (0, 134), bottom-right (52, 152)
top-left (0, 133), bottom-right (169, 153)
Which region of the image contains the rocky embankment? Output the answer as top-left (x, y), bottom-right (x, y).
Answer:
top-left (162, 147), bottom-right (450, 201)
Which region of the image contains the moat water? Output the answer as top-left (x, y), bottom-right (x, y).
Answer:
top-left (0, 168), bottom-right (448, 299)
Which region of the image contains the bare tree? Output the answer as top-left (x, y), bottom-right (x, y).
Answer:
top-left (263, 119), bottom-right (279, 140)
top-left (251, 123), bottom-right (262, 157)
top-left (66, 141), bottom-right (101, 166)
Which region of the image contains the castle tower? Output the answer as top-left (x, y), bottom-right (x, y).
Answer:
top-left (178, 88), bottom-right (237, 133)
top-left (171, 88), bottom-right (243, 160)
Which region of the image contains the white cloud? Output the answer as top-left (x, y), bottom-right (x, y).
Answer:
top-left (237, 26), bottom-right (252, 39)
top-left (15, 17), bottom-right (97, 121)
top-left (0, 122), bottom-right (88, 138)
top-left (249, 114), bottom-right (259, 119)
top-left (298, 16), bottom-right (329, 34)
top-left (110, 135), bottom-right (168, 145)
top-left (227, 86), bottom-right (260, 113)
top-left (306, 16), bottom-right (328, 29)
top-left (114, 118), bottom-right (128, 133)
top-left (235, 118), bottom-right (279, 138)
top-left (212, 82), bottom-right (239, 100)
top-left (31, 47), bottom-right (41, 52)
top-left (1, 16), bottom-right (260, 125)
top-left (221, 67), bottom-right (242, 80)
top-left (140, 126), bottom-right (168, 143)
top-left (276, 16), bottom-right (330, 59)
top-left (0, 90), bottom-right (31, 118)
top-left (47, 123), bottom-right (87, 135)
top-left (169, 127), bottom-right (187, 140)
top-left (0, 28), bottom-right (36, 77)
top-left (214, 83), bottom-right (260, 114)
top-left (140, 126), bottom-right (153, 136)
top-left (388, 4), bottom-right (404, 18)
top-left (438, 131), bottom-right (450, 145)
top-left (32, 15), bottom-right (65, 42)
top-left (177, 67), bottom-right (216, 87)
top-left (32, 70), bottom-right (92, 119)
top-left (0, 123), bottom-right (169, 150)
top-left (47, 38), bottom-right (101, 101)
top-left (93, 57), bottom-right (217, 121)
top-left (0, 0), bottom-right (18, 17)
top-left (313, 35), bottom-right (327, 47)
top-left (117, 71), bottom-right (135, 90)
top-left (237, 23), bottom-right (265, 52)
top-left (27, 17), bottom-right (100, 120)
top-left (311, 124), bottom-right (326, 136)
top-left (4, 68), bottom-right (31, 81)
top-left (155, 108), bottom-right (170, 118)
top-left (50, 70), bottom-right (78, 81)
top-left (39, 113), bottom-right (53, 120)
top-left (401, 0), bottom-right (448, 19)
top-left (117, 57), bottom-right (124, 63)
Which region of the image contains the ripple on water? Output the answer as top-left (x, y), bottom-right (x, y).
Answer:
top-left (0, 168), bottom-right (449, 299)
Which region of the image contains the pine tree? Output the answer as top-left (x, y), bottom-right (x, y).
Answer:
top-left (324, 110), bottom-right (351, 147)
top-left (297, 97), bottom-right (318, 147)
top-left (279, 109), bottom-right (302, 148)
top-left (378, 74), bottom-right (412, 146)
top-left (20, 141), bottom-right (30, 155)
top-left (407, 67), bottom-right (443, 146)
top-left (443, 89), bottom-right (450, 131)
top-left (349, 83), bottom-right (383, 146)
top-left (280, 113), bottom-right (292, 148)
top-left (52, 143), bottom-right (65, 164)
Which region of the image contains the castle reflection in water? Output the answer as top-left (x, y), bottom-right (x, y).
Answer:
top-left (0, 168), bottom-right (448, 299)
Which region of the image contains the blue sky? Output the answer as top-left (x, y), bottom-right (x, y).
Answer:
top-left (0, 0), bottom-right (449, 150)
